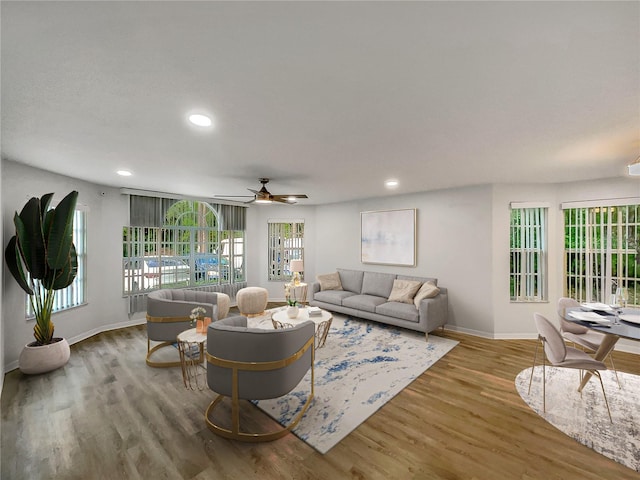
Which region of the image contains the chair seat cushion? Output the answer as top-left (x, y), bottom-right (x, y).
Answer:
top-left (559, 346), bottom-right (607, 370)
top-left (376, 302), bottom-right (419, 322)
top-left (313, 290), bottom-right (356, 305)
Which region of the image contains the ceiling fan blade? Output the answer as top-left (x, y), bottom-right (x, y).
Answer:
top-left (247, 188), bottom-right (259, 194)
top-left (213, 194), bottom-right (254, 198)
top-left (272, 194), bottom-right (308, 200)
top-left (273, 197), bottom-right (297, 204)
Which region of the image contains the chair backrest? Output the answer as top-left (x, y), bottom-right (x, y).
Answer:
top-left (146, 289), bottom-right (219, 342)
top-left (207, 315), bottom-right (315, 400)
top-left (534, 313), bottom-right (567, 365)
top-left (556, 297), bottom-right (588, 334)
top-left (147, 289), bottom-right (218, 318)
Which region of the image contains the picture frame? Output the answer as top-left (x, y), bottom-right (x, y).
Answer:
top-left (360, 208), bottom-right (416, 266)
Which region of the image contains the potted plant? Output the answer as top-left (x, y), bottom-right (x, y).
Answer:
top-left (4, 190), bottom-right (79, 374)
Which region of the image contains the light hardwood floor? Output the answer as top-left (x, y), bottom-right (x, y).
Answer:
top-left (2, 320), bottom-right (639, 480)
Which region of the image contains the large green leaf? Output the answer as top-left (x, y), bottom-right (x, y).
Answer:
top-left (46, 191), bottom-right (78, 270)
top-left (3, 236), bottom-right (33, 295)
top-left (39, 193), bottom-right (53, 222)
top-left (44, 244), bottom-right (78, 290)
top-left (15, 200), bottom-right (47, 279)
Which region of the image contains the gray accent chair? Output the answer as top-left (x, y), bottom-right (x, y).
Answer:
top-left (206, 315), bottom-right (315, 442)
top-left (528, 313), bottom-right (611, 421)
top-left (146, 289), bottom-right (224, 367)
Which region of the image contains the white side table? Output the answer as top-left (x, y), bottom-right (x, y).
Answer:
top-left (290, 282), bottom-right (308, 305)
top-left (177, 328), bottom-right (207, 390)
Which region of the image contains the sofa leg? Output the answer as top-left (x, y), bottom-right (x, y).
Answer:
top-left (425, 332), bottom-right (428, 341)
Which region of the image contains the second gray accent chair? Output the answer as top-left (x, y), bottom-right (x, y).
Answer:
top-left (145, 289), bottom-right (228, 367)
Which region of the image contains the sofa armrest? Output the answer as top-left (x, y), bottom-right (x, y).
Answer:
top-left (418, 291), bottom-right (448, 329)
top-left (310, 282), bottom-right (321, 300)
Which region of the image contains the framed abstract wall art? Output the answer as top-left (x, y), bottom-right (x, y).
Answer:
top-left (360, 208), bottom-right (416, 266)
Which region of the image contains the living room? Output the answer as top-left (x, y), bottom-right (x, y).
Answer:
top-left (2, 1), bottom-right (639, 479)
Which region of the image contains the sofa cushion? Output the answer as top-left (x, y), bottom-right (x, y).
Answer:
top-left (317, 272), bottom-right (343, 291)
top-left (337, 269), bottom-right (365, 293)
top-left (313, 290), bottom-right (356, 305)
top-left (387, 279), bottom-right (422, 304)
top-left (342, 294), bottom-right (387, 313)
top-left (376, 302), bottom-right (420, 323)
top-left (414, 281), bottom-right (441, 308)
top-left (397, 275), bottom-right (438, 286)
top-left (361, 271), bottom-right (397, 298)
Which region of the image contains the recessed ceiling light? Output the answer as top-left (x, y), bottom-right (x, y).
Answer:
top-left (188, 114), bottom-right (213, 127)
top-left (117, 170), bottom-right (132, 176)
top-left (385, 179), bottom-right (399, 188)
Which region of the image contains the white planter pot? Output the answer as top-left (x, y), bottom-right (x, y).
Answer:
top-left (286, 305), bottom-right (299, 319)
top-left (19, 338), bottom-right (71, 375)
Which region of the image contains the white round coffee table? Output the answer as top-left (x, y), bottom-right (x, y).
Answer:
top-left (271, 307), bottom-right (333, 349)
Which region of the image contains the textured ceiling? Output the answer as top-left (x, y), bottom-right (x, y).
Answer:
top-left (2, 1), bottom-right (639, 205)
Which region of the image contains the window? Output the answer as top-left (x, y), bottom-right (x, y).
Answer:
top-left (28, 208), bottom-right (87, 315)
top-left (563, 201), bottom-right (640, 306)
top-left (268, 220), bottom-right (304, 281)
top-left (123, 200), bottom-right (245, 294)
top-left (510, 204), bottom-right (548, 302)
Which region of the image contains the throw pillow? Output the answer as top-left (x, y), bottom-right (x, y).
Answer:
top-left (387, 279), bottom-right (422, 304)
top-left (317, 272), bottom-right (343, 291)
top-left (414, 281), bottom-right (441, 308)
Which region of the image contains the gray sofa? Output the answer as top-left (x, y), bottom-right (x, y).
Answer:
top-left (309, 268), bottom-right (448, 338)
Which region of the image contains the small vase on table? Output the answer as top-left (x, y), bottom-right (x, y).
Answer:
top-left (286, 304), bottom-right (299, 319)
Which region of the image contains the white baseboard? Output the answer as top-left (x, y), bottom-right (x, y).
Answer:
top-left (443, 326), bottom-right (640, 354)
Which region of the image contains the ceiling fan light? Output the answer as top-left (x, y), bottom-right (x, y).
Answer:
top-left (255, 198), bottom-right (272, 204)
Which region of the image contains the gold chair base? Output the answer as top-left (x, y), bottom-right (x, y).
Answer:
top-left (205, 391), bottom-right (314, 442)
top-left (146, 339), bottom-right (204, 368)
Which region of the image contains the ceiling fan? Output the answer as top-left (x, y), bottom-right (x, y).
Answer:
top-left (214, 178), bottom-right (308, 205)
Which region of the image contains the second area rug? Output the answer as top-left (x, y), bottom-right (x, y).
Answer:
top-left (516, 366), bottom-right (640, 472)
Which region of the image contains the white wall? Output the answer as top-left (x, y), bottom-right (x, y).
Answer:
top-left (314, 185), bottom-right (496, 336)
top-left (491, 177), bottom-right (640, 353)
top-left (2, 160), bottom-right (133, 370)
top-left (491, 183), bottom-right (559, 337)
top-left (246, 204), bottom-right (317, 301)
top-left (3, 159), bottom-right (638, 371)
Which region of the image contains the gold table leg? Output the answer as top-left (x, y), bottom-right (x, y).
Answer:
top-left (178, 340), bottom-right (206, 391)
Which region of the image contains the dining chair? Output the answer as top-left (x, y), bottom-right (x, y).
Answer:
top-left (528, 313), bottom-right (612, 422)
top-left (557, 297), bottom-right (620, 387)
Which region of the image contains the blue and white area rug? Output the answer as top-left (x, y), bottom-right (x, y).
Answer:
top-left (253, 315), bottom-right (458, 454)
top-left (516, 366), bottom-right (640, 471)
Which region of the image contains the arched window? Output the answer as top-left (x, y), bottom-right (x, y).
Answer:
top-left (123, 197), bottom-right (245, 301)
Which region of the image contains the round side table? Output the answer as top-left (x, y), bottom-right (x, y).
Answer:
top-left (177, 328), bottom-right (207, 390)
